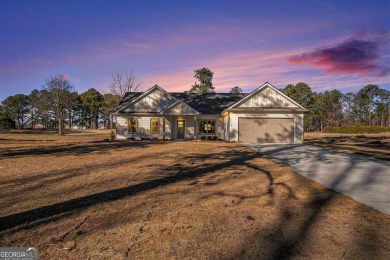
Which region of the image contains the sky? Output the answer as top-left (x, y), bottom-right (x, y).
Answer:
top-left (0, 0), bottom-right (389, 101)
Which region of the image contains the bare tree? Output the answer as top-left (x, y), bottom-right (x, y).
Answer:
top-left (43, 75), bottom-right (74, 135)
top-left (110, 68), bottom-right (142, 97)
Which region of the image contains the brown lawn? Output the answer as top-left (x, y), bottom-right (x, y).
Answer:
top-left (305, 132), bottom-right (390, 161)
top-left (0, 129), bottom-right (389, 259)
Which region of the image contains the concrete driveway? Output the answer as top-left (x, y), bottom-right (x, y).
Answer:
top-left (245, 144), bottom-right (390, 214)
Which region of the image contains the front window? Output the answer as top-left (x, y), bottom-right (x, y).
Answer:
top-left (128, 118), bottom-right (138, 133)
top-left (150, 118), bottom-right (160, 134)
top-left (198, 120), bottom-right (215, 134)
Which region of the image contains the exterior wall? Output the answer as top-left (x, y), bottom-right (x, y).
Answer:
top-left (166, 115), bottom-right (195, 140)
top-left (123, 88), bottom-right (176, 113)
top-left (196, 114), bottom-right (224, 139)
top-left (228, 112), bottom-right (304, 143)
top-left (116, 116), bottom-right (128, 140)
top-left (116, 115), bottom-right (165, 139)
top-left (117, 112), bottom-right (304, 143)
top-left (294, 114), bottom-right (304, 143)
top-left (239, 86), bottom-right (297, 108)
top-left (164, 117), bottom-right (171, 140)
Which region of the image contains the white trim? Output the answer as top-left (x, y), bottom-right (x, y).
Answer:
top-left (197, 119), bottom-right (217, 135)
top-left (176, 119), bottom-right (186, 139)
top-left (150, 117), bottom-right (161, 135)
top-left (223, 82), bottom-right (307, 113)
top-left (114, 85), bottom-right (177, 113)
top-left (160, 100), bottom-right (200, 115)
top-left (237, 117), bottom-right (295, 143)
top-left (128, 117), bottom-right (139, 134)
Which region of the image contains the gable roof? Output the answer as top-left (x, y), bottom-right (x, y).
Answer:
top-left (160, 100), bottom-right (200, 115)
top-left (170, 93), bottom-right (247, 114)
top-left (116, 91), bottom-right (248, 114)
top-left (115, 82), bottom-right (307, 114)
top-left (114, 85), bottom-right (176, 113)
top-left (225, 82), bottom-right (307, 111)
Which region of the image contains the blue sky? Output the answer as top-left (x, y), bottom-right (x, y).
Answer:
top-left (0, 0), bottom-right (389, 101)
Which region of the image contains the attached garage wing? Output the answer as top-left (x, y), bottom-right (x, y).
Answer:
top-left (238, 118), bottom-right (294, 143)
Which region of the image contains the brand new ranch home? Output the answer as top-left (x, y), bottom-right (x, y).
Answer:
top-left (114, 82), bottom-right (307, 143)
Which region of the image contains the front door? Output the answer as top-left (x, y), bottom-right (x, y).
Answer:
top-left (177, 120), bottom-right (185, 139)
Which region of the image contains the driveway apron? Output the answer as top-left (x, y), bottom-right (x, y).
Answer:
top-left (245, 144), bottom-right (390, 214)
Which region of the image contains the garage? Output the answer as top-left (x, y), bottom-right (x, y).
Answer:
top-left (238, 118), bottom-right (294, 143)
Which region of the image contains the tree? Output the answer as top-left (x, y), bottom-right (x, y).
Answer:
top-left (66, 91), bottom-right (80, 129)
top-left (110, 68), bottom-right (142, 97)
top-left (375, 89), bottom-right (390, 127)
top-left (230, 86), bottom-right (242, 94)
top-left (80, 88), bottom-right (103, 129)
top-left (43, 75), bottom-right (74, 135)
top-left (342, 92), bottom-right (357, 125)
top-left (282, 82), bottom-right (314, 109)
top-left (102, 93), bottom-right (120, 129)
top-left (282, 82), bottom-right (315, 130)
top-left (1, 94), bottom-right (30, 128)
top-left (188, 67), bottom-right (214, 93)
top-left (0, 105), bottom-right (14, 128)
top-left (28, 89), bottom-right (40, 129)
top-left (355, 84), bottom-right (380, 125)
top-left (314, 90), bottom-right (343, 129)
top-left (33, 89), bottom-right (53, 128)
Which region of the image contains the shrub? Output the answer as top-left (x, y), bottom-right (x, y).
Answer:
top-left (109, 130), bottom-right (115, 141)
top-left (322, 126), bottom-right (390, 134)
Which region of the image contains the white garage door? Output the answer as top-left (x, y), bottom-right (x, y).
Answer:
top-left (238, 118), bottom-right (294, 143)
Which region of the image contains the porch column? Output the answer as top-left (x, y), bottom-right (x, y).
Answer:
top-left (194, 115), bottom-right (197, 139)
top-left (163, 115), bottom-right (166, 140)
top-left (170, 115), bottom-right (173, 140)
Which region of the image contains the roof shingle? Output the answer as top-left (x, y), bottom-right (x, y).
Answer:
top-left (118, 92), bottom-right (248, 114)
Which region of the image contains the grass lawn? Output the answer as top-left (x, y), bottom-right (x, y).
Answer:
top-left (0, 129), bottom-right (389, 259)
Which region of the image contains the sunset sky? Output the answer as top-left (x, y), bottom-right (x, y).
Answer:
top-left (0, 0), bottom-right (389, 101)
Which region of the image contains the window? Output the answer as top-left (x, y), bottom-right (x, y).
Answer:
top-left (150, 118), bottom-right (160, 134)
top-left (198, 120), bottom-right (215, 134)
top-left (128, 118), bottom-right (138, 133)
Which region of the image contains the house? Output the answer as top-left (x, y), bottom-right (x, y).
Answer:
top-left (114, 82), bottom-right (307, 143)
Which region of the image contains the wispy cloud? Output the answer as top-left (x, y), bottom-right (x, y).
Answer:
top-left (288, 32), bottom-right (390, 77)
top-left (143, 41), bottom-right (390, 94)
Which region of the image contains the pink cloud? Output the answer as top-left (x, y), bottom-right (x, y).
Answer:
top-left (288, 35), bottom-right (390, 77)
top-left (59, 74), bottom-right (69, 80)
top-left (143, 49), bottom-right (304, 93)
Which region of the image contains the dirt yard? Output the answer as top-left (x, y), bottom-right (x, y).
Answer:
top-left (304, 132), bottom-right (390, 161)
top-left (0, 129), bottom-right (389, 259)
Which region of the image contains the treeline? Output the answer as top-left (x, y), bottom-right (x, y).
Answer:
top-left (1, 74), bottom-right (389, 133)
top-left (0, 75), bottom-right (120, 132)
top-left (281, 83), bottom-right (390, 131)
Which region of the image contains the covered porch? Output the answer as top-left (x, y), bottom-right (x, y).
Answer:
top-left (161, 100), bottom-right (200, 140)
